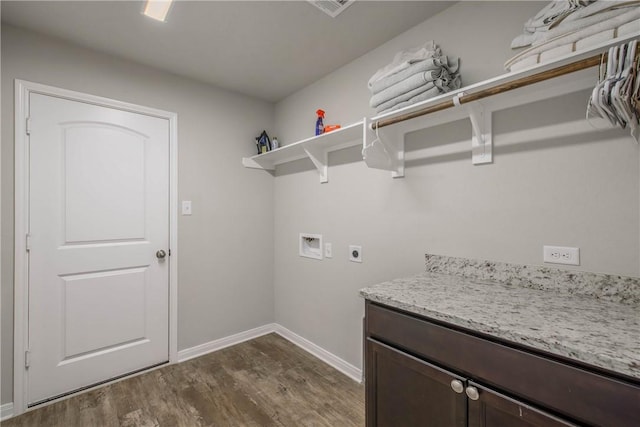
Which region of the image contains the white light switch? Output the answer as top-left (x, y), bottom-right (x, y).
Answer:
top-left (182, 201), bottom-right (192, 215)
top-left (325, 243), bottom-right (333, 258)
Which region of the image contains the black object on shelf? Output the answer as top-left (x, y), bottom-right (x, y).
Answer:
top-left (255, 130), bottom-right (271, 154)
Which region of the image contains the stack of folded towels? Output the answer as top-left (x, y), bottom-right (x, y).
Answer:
top-left (506, 0), bottom-right (640, 71)
top-left (368, 41), bottom-right (461, 115)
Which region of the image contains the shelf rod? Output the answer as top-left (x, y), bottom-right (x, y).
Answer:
top-left (373, 44), bottom-right (640, 130)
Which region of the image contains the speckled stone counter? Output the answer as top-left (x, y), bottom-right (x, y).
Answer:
top-left (360, 255), bottom-right (640, 380)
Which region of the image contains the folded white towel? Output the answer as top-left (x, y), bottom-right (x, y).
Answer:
top-left (574, 29), bottom-right (616, 50)
top-left (518, 7), bottom-right (633, 48)
top-left (505, 6), bottom-right (640, 70)
top-left (511, 0), bottom-right (590, 48)
top-left (562, 0), bottom-right (640, 23)
top-left (523, 0), bottom-right (580, 33)
top-left (369, 69), bottom-right (455, 107)
top-left (536, 3), bottom-right (638, 44)
top-left (367, 41), bottom-right (441, 88)
top-left (371, 80), bottom-right (438, 109)
top-left (370, 56), bottom-right (460, 94)
top-left (375, 74), bottom-right (461, 114)
top-left (618, 17), bottom-right (640, 35)
top-left (376, 86), bottom-right (443, 114)
top-left (511, 0), bottom-right (637, 48)
top-left (509, 54), bottom-right (540, 72)
top-left (370, 69), bottom-right (460, 108)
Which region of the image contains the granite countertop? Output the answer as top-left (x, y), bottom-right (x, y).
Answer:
top-left (360, 255), bottom-right (640, 380)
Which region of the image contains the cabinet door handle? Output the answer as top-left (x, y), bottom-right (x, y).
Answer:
top-left (450, 379), bottom-right (464, 394)
top-left (465, 386), bottom-right (480, 401)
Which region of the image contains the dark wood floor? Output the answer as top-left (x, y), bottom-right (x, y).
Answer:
top-left (2, 333), bottom-right (365, 426)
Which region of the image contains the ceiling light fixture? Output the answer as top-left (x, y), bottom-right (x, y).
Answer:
top-left (143, 0), bottom-right (173, 22)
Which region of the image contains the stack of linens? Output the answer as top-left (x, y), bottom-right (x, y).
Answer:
top-left (368, 41), bottom-right (461, 114)
top-left (506, 0), bottom-right (640, 72)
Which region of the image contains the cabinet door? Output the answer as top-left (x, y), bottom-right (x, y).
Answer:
top-left (467, 381), bottom-right (577, 427)
top-left (366, 338), bottom-right (467, 427)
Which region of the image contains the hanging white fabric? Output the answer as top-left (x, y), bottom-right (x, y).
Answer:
top-left (587, 40), bottom-right (640, 142)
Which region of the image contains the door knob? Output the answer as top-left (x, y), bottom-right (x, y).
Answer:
top-left (450, 379), bottom-right (464, 394)
top-left (465, 386), bottom-right (480, 401)
top-left (156, 250), bottom-right (166, 259)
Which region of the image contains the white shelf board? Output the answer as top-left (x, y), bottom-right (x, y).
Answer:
top-left (363, 33), bottom-right (640, 176)
top-left (370, 32), bottom-right (640, 126)
top-left (242, 120), bottom-right (363, 182)
top-left (244, 32), bottom-right (639, 181)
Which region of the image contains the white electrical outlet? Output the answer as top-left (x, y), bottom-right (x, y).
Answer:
top-left (349, 245), bottom-right (362, 263)
top-left (543, 246), bottom-right (580, 266)
top-left (325, 243), bottom-right (333, 258)
top-left (182, 200), bottom-right (192, 215)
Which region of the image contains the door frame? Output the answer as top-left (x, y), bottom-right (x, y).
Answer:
top-left (13, 80), bottom-right (179, 415)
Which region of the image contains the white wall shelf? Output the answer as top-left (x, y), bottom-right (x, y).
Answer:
top-left (363, 32), bottom-right (640, 177)
top-left (243, 33), bottom-right (639, 182)
top-left (363, 72), bottom-right (591, 176)
top-left (242, 120), bottom-right (364, 183)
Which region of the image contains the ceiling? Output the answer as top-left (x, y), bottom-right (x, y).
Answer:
top-left (1, 1), bottom-right (453, 102)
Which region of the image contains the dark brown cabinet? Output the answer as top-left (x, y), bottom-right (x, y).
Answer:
top-left (364, 301), bottom-right (640, 427)
top-left (367, 339), bottom-right (467, 427)
top-left (466, 382), bottom-right (575, 427)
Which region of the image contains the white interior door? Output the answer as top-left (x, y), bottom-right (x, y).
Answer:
top-left (27, 93), bottom-right (170, 405)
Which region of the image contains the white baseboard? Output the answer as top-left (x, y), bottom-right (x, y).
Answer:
top-left (273, 325), bottom-right (363, 383)
top-left (1, 402), bottom-right (14, 421)
top-left (177, 323), bottom-right (362, 384)
top-left (177, 323), bottom-right (277, 362)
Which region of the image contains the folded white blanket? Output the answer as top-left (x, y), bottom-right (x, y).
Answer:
top-left (376, 86), bottom-right (443, 114)
top-left (527, 5), bottom-right (637, 47)
top-left (524, 0), bottom-right (581, 32)
top-left (511, 0), bottom-right (638, 48)
top-left (512, 0), bottom-right (592, 48)
top-left (369, 41), bottom-right (463, 114)
top-left (377, 86), bottom-right (456, 115)
top-left (375, 74), bottom-right (461, 114)
top-left (370, 56), bottom-right (460, 94)
top-left (371, 80), bottom-right (438, 109)
top-left (562, 0), bottom-right (640, 23)
top-left (505, 6), bottom-right (640, 70)
top-left (367, 41), bottom-right (441, 88)
top-left (370, 68), bottom-right (457, 108)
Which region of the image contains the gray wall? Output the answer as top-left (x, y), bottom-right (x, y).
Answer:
top-left (1, 25), bottom-right (275, 403)
top-left (273, 2), bottom-right (639, 371)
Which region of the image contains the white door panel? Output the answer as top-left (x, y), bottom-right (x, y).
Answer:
top-left (64, 124), bottom-right (147, 243)
top-left (62, 268), bottom-right (148, 358)
top-left (28, 93), bottom-right (169, 405)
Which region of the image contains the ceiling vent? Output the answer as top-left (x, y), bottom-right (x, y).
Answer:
top-left (308, 0), bottom-right (354, 18)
